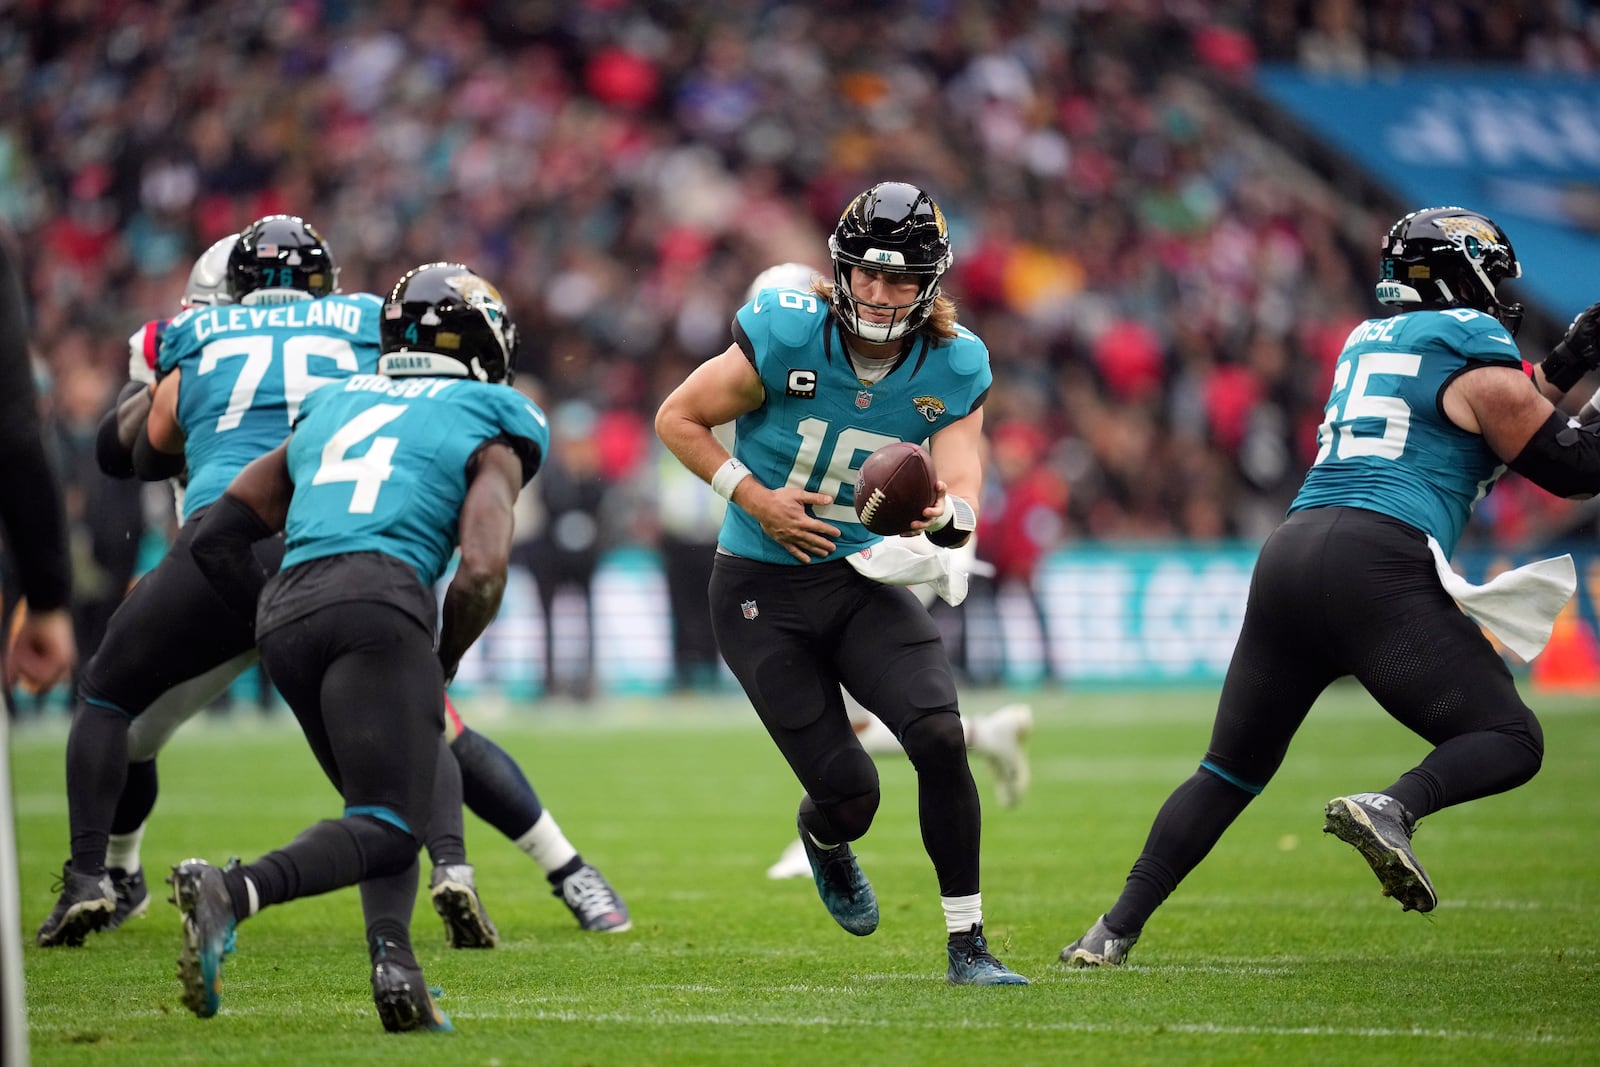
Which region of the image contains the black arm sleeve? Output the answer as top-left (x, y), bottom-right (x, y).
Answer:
top-left (95, 380), bottom-right (148, 479)
top-left (1508, 410), bottom-right (1600, 500)
top-left (0, 232), bottom-right (71, 612)
top-left (189, 492), bottom-right (276, 628)
top-left (132, 424), bottom-right (186, 481)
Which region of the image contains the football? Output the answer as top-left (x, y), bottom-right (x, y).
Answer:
top-left (854, 441), bottom-right (938, 535)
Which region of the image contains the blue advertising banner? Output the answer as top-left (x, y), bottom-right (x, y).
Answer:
top-left (1254, 67), bottom-right (1600, 324)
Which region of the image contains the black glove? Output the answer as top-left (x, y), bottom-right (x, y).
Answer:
top-left (1540, 300), bottom-right (1600, 391)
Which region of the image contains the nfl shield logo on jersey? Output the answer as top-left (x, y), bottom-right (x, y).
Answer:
top-left (856, 390), bottom-right (873, 410)
top-left (741, 599), bottom-right (759, 620)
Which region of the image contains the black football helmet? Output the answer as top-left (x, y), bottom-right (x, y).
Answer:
top-left (379, 262), bottom-right (517, 384)
top-left (827, 181), bottom-right (953, 343)
top-left (227, 214), bottom-right (337, 305)
top-left (1376, 206), bottom-right (1524, 335)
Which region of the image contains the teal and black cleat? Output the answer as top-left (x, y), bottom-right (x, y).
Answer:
top-left (796, 817), bottom-right (879, 937)
top-left (34, 862), bottom-right (115, 947)
top-left (947, 924), bottom-right (1029, 985)
top-left (168, 859), bottom-right (239, 1018)
top-left (372, 958), bottom-right (454, 1034)
top-left (1323, 793), bottom-right (1436, 913)
top-left (1060, 914), bottom-right (1139, 968)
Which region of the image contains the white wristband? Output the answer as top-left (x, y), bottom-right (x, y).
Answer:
top-left (711, 457), bottom-right (753, 501)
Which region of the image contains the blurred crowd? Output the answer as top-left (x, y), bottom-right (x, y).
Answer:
top-left (4, 0), bottom-right (1599, 691)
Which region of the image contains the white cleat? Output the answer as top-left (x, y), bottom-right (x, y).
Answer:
top-left (973, 703), bottom-right (1034, 808)
top-left (766, 839), bottom-right (812, 880)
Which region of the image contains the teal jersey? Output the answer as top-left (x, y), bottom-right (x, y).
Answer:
top-left (158, 294), bottom-right (383, 521)
top-left (1289, 307), bottom-right (1524, 556)
top-left (722, 286), bottom-right (991, 564)
top-left (280, 375), bottom-right (549, 586)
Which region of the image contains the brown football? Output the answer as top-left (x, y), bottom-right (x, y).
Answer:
top-left (854, 442), bottom-right (938, 535)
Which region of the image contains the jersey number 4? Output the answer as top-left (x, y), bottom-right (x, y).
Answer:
top-left (311, 404), bottom-right (404, 514)
top-left (1313, 351), bottom-right (1422, 464)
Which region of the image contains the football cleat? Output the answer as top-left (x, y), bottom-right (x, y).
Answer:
top-left (972, 703), bottom-right (1034, 809)
top-left (1323, 793), bottom-right (1437, 913)
top-left (34, 862), bottom-right (115, 947)
top-left (371, 939), bottom-right (453, 1034)
top-left (1061, 914), bottom-right (1139, 968)
top-left (429, 864), bottom-right (499, 949)
top-left (765, 839), bottom-right (812, 881)
top-left (169, 859), bottom-right (239, 1018)
top-left (796, 817), bottom-right (879, 937)
top-left (105, 866), bottom-right (150, 931)
top-left (554, 863), bottom-right (632, 933)
top-left (947, 924), bottom-right (1029, 986)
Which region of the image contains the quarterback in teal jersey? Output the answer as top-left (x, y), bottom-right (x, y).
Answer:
top-left (657, 181), bottom-right (1026, 985)
top-left (180, 262), bottom-right (546, 1032)
top-left (1062, 207), bottom-right (1600, 969)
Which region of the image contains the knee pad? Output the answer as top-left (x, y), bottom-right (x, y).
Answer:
top-left (346, 813), bottom-right (421, 878)
top-left (899, 711), bottom-right (966, 772)
top-left (810, 746), bottom-right (880, 841)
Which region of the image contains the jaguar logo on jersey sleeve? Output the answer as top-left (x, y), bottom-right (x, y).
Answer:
top-left (914, 396), bottom-right (947, 423)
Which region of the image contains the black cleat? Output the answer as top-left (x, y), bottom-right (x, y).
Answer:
top-left (371, 940), bottom-right (454, 1034)
top-left (35, 863), bottom-right (115, 947)
top-left (105, 866), bottom-right (150, 931)
top-left (1323, 793), bottom-right (1437, 913)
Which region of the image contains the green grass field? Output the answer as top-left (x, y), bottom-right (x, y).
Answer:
top-left (10, 684), bottom-right (1600, 1066)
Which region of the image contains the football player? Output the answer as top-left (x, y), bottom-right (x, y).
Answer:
top-left (175, 261), bottom-right (546, 1031)
top-left (1061, 207), bottom-right (1600, 967)
top-left (742, 267), bottom-right (1034, 883)
top-left (656, 183), bottom-right (1026, 985)
top-left (41, 222), bottom-right (629, 950)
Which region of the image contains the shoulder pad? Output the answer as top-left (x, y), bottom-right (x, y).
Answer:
top-left (740, 289), bottom-right (828, 353)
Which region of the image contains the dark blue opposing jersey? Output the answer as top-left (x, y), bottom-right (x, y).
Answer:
top-left (722, 286), bottom-right (991, 565)
top-left (280, 375), bottom-right (549, 586)
top-left (1290, 307), bottom-right (1524, 556)
top-left (158, 294), bottom-right (384, 521)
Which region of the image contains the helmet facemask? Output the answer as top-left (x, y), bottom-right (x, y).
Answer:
top-left (380, 263), bottom-right (518, 384)
top-left (828, 182), bottom-right (953, 344)
top-left (1375, 207), bottom-right (1524, 335)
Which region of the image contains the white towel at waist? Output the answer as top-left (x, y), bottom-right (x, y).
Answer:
top-left (845, 535), bottom-right (971, 607)
top-left (1426, 536), bottom-right (1576, 661)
